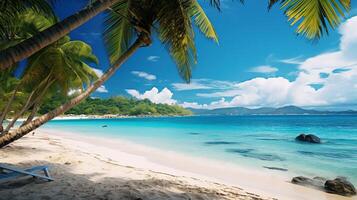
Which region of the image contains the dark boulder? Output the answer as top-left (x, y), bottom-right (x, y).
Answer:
top-left (295, 134), bottom-right (321, 143)
top-left (291, 176), bottom-right (325, 189)
top-left (325, 178), bottom-right (356, 196)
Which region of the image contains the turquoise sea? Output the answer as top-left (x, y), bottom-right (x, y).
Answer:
top-left (43, 115), bottom-right (357, 184)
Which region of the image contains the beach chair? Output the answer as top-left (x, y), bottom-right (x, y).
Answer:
top-left (0, 164), bottom-right (53, 182)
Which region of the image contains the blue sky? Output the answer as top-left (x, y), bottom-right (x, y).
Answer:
top-left (54, 1), bottom-right (357, 110)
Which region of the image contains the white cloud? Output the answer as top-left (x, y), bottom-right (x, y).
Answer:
top-left (131, 71), bottom-right (157, 81)
top-left (172, 79), bottom-right (234, 91)
top-left (172, 82), bottom-right (211, 91)
top-left (126, 87), bottom-right (176, 105)
top-left (249, 65), bottom-right (278, 74)
top-left (68, 89), bottom-right (81, 96)
top-left (96, 85), bottom-right (108, 93)
top-left (92, 68), bottom-right (104, 77)
top-left (147, 56), bottom-right (160, 62)
top-left (181, 98), bottom-right (232, 110)
top-left (183, 16), bottom-right (357, 110)
top-left (279, 56), bottom-right (304, 65)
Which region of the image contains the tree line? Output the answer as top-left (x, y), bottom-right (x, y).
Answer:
top-left (39, 95), bottom-right (192, 116)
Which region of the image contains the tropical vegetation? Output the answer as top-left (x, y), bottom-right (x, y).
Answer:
top-left (40, 95), bottom-right (192, 116)
top-left (0, 0), bottom-right (351, 147)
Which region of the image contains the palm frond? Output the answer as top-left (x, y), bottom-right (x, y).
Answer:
top-left (104, 0), bottom-right (135, 65)
top-left (268, 0), bottom-right (280, 9)
top-left (189, 1), bottom-right (218, 43)
top-left (61, 41), bottom-right (99, 64)
top-left (156, 0), bottom-right (196, 82)
top-left (0, 0), bottom-right (56, 38)
top-left (272, 0), bottom-right (350, 39)
top-left (208, 0), bottom-right (221, 10)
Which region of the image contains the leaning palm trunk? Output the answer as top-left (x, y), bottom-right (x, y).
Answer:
top-left (3, 77), bottom-right (54, 133)
top-left (0, 36), bottom-right (144, 148)
top-left (0, 86), bottom-right (19, 131)
top-left (3, 90), bottom-right (36, 133)
top-left (0, 0), bottom-right (120, 70)
top-left (21, 103), bottom-right (40, 127)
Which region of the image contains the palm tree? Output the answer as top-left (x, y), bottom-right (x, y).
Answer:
top-left (2, 36), bottom-right (99, 133)
top-left (0, 10), bottom-right (99, 137)
top-left (0, 68), bottom-right (22, 132)
top-left (0, 0), bottom-right (350, 69)
top-left (0, 0), bottom-right (218, 147)
top-left (0, 0), bottom-right (120, 69)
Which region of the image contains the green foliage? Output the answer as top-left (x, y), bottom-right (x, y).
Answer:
top-left (0, 68), bottom-right (22, 113)
top-left (22, 37), bottom-right (99, 95)
top-left (269, 0), bottom-right (350, 39)
top-left (39, 95), bottom-right (192, 116)
top-left (104, 0), bottom-right (218, 83)
top-left (0, 1), bottom-right (56, 44)
top-left (0, 10), bottom-right (99, 120)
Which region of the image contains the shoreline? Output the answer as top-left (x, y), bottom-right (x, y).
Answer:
top-left (12, 114), bottom-right (357, 122)
top-left (12, 114), bottom-right (193, 122)
top-left (1, 127), bottom-right (355, 199)
top-left (35, 128), bottom-right (354, 199)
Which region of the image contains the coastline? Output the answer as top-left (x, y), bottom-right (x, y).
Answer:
top-left (1, 128), bottom-right (353, 200)
top-left (14, 113), bottom-right (357, 122)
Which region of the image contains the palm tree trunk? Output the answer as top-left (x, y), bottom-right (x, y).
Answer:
top-left (0, 36), bottom-right (144, 148)
top-left (21, 102), bottom-right (40, 127)
top-left (3, 78), bottom-right (54, 133)
top-left (20, 84), bottom-right (49, 127)
top-left (0, 86), bottom-right (19, 132)
top-left (3, 90), bottom-right (36, 133)
top-left (0, 0), bottom-right (120, 70)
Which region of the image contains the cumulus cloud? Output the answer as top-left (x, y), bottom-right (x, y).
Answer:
top-left (131, 71), bottom-right (157, 81)
top-left (249, 65), bottom-right (278, 74)
top-left (183, 17), bottom-right (357, 110)
top-left (126, 87), bottom-right (176, 105)
top-left (147, 56), bottom-right (160, 62)
top-left (92, 68), bottom-right (104, 77)
top-left (96, 85), bottom-right (108, 93)
top-left (172, 79), bottom-right (234, 91)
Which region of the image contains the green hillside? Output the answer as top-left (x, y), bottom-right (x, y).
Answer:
top-left (39, 96), bottom-right (192, 116)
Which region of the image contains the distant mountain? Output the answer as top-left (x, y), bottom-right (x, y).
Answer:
top-left (190, 106), bottom-right (357, 116)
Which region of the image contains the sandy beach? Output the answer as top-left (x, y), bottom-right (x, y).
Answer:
top-left (0, 129), bottom-right (355, 200)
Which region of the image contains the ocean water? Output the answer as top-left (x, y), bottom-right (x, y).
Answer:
top-left (43, 115), bottom-right (357, 184)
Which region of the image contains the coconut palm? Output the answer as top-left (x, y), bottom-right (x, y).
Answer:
top-left (0, 0), bottom-right (350, 69)
top-left (1, 36), bottom-right (99, 133)
top-left (0, 0), bottom-right (120, 69)
top-left (0, 11), bottom-right (58, 132)
top-left (0, 11), bottom-right (99, 136)
top-left (0, 68), bottom-right (22, 132)
top-left (0, 0), bottom-right (219, 147)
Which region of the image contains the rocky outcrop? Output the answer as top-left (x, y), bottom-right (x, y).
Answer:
top-left (325, 178), bottom-right (356, 196)
top-left (291, 176), bottom-right (326, 189)
top-left (292, 176), bottom-right (356, 196)
top-left (295, 134), bottom-right (321, 143)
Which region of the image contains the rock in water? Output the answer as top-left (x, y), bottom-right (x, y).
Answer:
top-left (291, 176), bottom-right (325, 189)
top-left (295, 134), bottom-right (321, 143)
top-left (325, 178), bottom-right (356, 196)
top-left (295, 134), bottom-right (306, 141)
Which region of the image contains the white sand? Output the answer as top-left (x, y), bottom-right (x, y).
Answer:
top-left (0, 129), bottom-right (355, 200)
